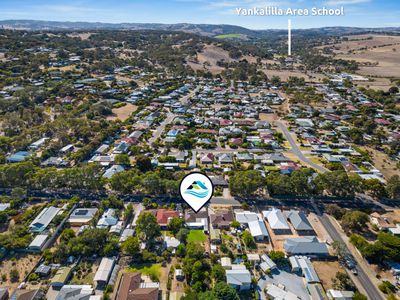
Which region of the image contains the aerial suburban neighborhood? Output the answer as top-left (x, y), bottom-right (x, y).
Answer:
top-left (0, 1), bottom-right (400, 300)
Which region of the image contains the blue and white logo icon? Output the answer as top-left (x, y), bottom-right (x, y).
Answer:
top-left (184, 180), bottom-right (209, 198)
top-left (180, 172), bottom-right (214, 212)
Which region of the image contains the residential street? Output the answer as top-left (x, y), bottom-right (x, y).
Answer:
top-left (275, 120), bottom-right (328, 173)
top-left (311, 199), bottom-right (385, 300)
top-left (149, 87), bottom-right (199, 145)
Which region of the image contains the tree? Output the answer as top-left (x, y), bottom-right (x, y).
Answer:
top-left (326, 204), bottom-right (346, 220)
top-left (332, 271), bottom-right (355, 291)
top-left (378, 281), bottom-right (396, 294)
top-left (122, 236), bottom-right (140, 256)
top-left (230, 220), bottom-right (240, 229)
top-left (176, 228), bottom-right (189, 243)
top-left (136, 212), bottom-right (161, 240)
top-left (9, 268), bottom-right (19, 283)
top-left (124, 203), bottom-right (134, 221)
top-left (60, 228), bottom-right (75, 243)
top-left (11, 187), bottom-right (27, 201)
top-left (211, 264), bottom-right (226, 282)
top-left (386, 175), bottom-right (400, 199)
top-left (229, 170), bottom-right (264, 196)
top-left (268, 251), bottom-right (286, 263)
top-left (0, 211), bottom-right (8, 225)
top-left (341, 211), bottom-right (369, 233)
top-left (388, 86), bottom-right (399, 94)
top-left (136, 155), bottom-right (152, 173)
top-left (315, 171), bottom-right (361, 197)
top-left (241, 230), bottom-right (255, 248)
top-left (176, 244), bottom-right (186, 257)
top-left (363, 179), bottom-right (387, 198)
top-left (115, 154), bottom-right (130, 165)
top-left (168, 217), bottom-right (185, 235)
top-left (211, 282), bottom-right (240, 300)
top-left (352, 291), bottom-right (368, 300)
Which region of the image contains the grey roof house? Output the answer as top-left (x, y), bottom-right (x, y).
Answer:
top-left (284, 236), bottom-right (329, 256)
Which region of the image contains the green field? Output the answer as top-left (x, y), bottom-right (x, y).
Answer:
top-left (214, 34), bottom-right (242, 39)
top-left (126, 263), bottom-right (162, 281)
top-left (188, 230), bottom-right (207, 242)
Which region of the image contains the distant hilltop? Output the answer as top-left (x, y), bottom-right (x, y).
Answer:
top-left (0, 19), bottom-right (400, 38)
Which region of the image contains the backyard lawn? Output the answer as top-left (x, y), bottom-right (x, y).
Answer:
top-left (126, 263), bottom-right (162, 281)
top-left (187, 230), bottom-right (207, 242)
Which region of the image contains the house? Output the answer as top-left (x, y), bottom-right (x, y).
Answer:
top-left (110, 221), bottom-right (123, 235)
top-left (289, 256), bottom-right (320, 283)
top-left (263, 208), bottom-right (291, 234)
top-left (370, 212), bottom-right (396, 231)
top-left (226, 269), bottom-right (251, 291)
top-left (28, 137), bottom-right (48, 150)
top-left (95, 144), bottom-right (109, 154)
top-left (69, 208), bottom-right (98, 226)
top-left (247, 254), bottom-right (260, 263)
top-left (168, 151), bottom-right (187, 163)
top-left (234, 210), bottom-right (259, 225)
top-left (51, 267), bottom-right (72, 288)
top-left (0, 203), bottom-right (10, 212)
top-left (93, 257), bottom-right (116, 288)
top-left (6, 151), bottom-right (30, 163)
top-left (389, 224), bottom-right (400, 236)
top-left (200, 153), bottom-right (214, 164)
top-left (260, 254), bottom-right (276, 272)
top-left (29, 206), bottom-right (61, 232)
top-left (209, 209), bottom-right (234, 230)
top-left (41, 157), bottom-right (69, 168)
top-left (164, 237), bottom-right (180, 249)
top-left (120, 228), bottom-right (135, 243)
top-left (209, 176), bottom-right (228, 187)
top-left (54, 285), bottom-right (95, 300)
top-left (248, 220), bottom-right (269, 241)
top-left (185, 209), bottom-right (209, 232)
top-left (103, 165), bottom-right (125, 179)
top-left (217, 153), bottom-right (233, 164)
top-left (97, 209), bottom-right (118, 229)
top-left (156, 209), bottom-right (179, 227)
top-left (28, 234), bottom-right (48, 251)
top-left (285, 210), bottom-right (314, 235)
top-left (266, 284), bottom-right (299, 300)
top-left (35, 264), bottom-right (51, 277)
top-left (327, 290), bottom-right (354, 300)
top-left (116, 272), bottom-right (159, 300)
top-left (295, 118), bottom-right (314, 128)
top-left (284, 236), bottom-right (329, 257)
top-left (59, 144), bottom-right (74, 154)
top-left (221, 257), bottom-right (232, 270)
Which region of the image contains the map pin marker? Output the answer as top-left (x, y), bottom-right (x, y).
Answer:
top-left (179, 172), bottom-right (214, 213)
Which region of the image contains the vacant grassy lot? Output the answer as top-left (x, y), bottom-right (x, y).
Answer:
top-left (107, 103), bottom-right (138, 121)
top-left (188, 230), bottom-right (207, 242)
top-left (127, 263), bottom-right (162, 281)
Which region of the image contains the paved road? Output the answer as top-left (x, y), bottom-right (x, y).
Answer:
top-left (275, 121), bottom-right (327, 173)
top-left (311, 199), bottom-right (384, 300)
top-left (149, 111), bottom-right (174, 144)
top-left (149, 87), bottom-right (199, 145)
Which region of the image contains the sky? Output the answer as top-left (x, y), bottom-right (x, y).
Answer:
top-left (0, 0), bottom-right (399, 29)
